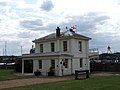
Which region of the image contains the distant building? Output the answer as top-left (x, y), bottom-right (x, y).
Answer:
top-left (0, 56), bottom-right (21, 69)
top-left (22, 27), bottom-right (91, 76)
top-left (89, 48), bottom-right (100, 62)
top-left (90, 52), bottom-right (120, 72)
top-left (89, 49), bottom-right (120, 63)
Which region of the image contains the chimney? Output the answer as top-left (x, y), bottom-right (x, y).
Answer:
top-left (56, 27), bottom-right (60, 37)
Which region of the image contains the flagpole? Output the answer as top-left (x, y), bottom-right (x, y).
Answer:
top-left (75, 25), bottom-right (77, 33)
top-left (70, 25), bottom-right (77, 33)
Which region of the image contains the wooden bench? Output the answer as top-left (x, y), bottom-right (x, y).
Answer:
top-left (75, 70), bottom-right (89, 80)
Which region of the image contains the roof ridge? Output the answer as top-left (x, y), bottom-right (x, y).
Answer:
top-left (33, 30), bottom-right (91, 42)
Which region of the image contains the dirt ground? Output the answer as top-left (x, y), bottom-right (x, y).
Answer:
top-left (0, 76), bottom-right (74, 89)
top-left (0, 72), bottom-right (118, 89)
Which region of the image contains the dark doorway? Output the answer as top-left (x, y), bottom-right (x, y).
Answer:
top-left (24, 60), bottom-right (33, 73)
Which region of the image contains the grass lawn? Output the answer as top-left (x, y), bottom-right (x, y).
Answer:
top-left (0, 69), bottom-right (33, 81)
top-left (2, 75), bottom-right (120, 90)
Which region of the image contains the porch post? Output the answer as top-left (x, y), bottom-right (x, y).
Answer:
top-left (22, 59), bottom-right (24, 75)
top-left (33, 60), bottom-right (39, 73)
top-left (58, 58), bottom-right (63, 76)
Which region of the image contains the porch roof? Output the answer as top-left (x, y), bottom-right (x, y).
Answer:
top-left (22, 52), bottom-right (73, 60)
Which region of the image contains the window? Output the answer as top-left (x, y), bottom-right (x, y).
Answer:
top-left (63, 41), bottom-right (67, 51)
top-left (39, 60), bottom-right (42, 69)
top-left (40, 44), bottom-right (43, 53)
top-left (80, 58), bottom-right (83, 68)
top-left (63, 59), bottom-right (68, 68)
top-left (51, 43), bottom-right (55, 52)
top-left (51, 60), bottom-right (55, 68)
top-left (78, 41), bottom-right (82, 51)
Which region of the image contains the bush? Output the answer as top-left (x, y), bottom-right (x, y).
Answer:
top-left (34, 70), bottom-right (41, 76)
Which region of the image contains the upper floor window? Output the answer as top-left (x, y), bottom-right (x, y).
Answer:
top-left (39, 60), bottom-right (42, 69)
top-left (78, 41), bottom-right (82, 51)
top-left (51, 42), bottom-right (55, 52)
top-left (63, 41), bottom-right (67, 51)
top-left (40, 44), bottom-right (43, 53)
top-left (80, 58), bottom-right (83, 68)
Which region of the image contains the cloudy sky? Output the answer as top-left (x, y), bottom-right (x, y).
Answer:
top-left (0, 0), bottom-right (120, 55)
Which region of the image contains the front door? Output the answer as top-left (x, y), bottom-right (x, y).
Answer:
top-left (48, 60), bottom-right (55, 76)
top-left (24, 60), bottom-right (33, 73)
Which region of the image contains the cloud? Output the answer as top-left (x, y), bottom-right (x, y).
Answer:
top-left (33, 12), bottom-right (114, 52)
top-left (25, 0), bottom-right (38, 4)
top-left (89, 31), bottom-right (120, 53)
top-left (0, 40), bottom-right (32, 55)
top-left (0, 40), bottom-right (21, 55)
top-left (20, 19), bottom-right (44, 30)
top-left (33, 12), bottom-right (110, 35)
top-left (0, 1), bottom-right (7, 6)
top-left (0, 0), bottom-right (120, 55)
top-left (51, 12), bottom-right (120, 52)
top-left (56, 12), bottom-right (110, 34)
top-left (40, 0), bottom-right (54, 11)
top-left (17, 31), bottom-right (40, 39)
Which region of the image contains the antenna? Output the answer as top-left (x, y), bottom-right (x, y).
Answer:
top-left (107, 46), bottom-right (112, 54)
top-left (5, 41), bottom-right (7, 56)
top-left (21, 46), bottom-right (23, 55)
top-left (75, 25), bottom-right (77, 33)
top-left (3, 47), bottom-right (4, 56)
top-left (66, 27), bottom-right (68, 31)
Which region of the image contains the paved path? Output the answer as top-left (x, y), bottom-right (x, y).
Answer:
top-left (0, 72), bottom-right (117, 89)
top-left (0, 76), bottom-right (73, 89)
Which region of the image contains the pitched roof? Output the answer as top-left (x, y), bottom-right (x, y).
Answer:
top-left (33, 30), bottom-right (91, 43)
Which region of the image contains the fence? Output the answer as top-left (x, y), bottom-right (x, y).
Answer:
top-left (90, 62), bottom-right (120, 72)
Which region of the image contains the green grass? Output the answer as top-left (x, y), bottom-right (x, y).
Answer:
top-left (0, 69), bottom-right (17, 81)
top-left (2, 75), bottom-right (120, 90)
top-left (0, 69), bottom-right (33, 81)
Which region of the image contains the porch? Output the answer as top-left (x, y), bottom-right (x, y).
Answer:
top-left (22, 52), bottom-right (73, 76)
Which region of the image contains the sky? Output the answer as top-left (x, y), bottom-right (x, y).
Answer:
top-left (0, 0), bottom-right (120, 55)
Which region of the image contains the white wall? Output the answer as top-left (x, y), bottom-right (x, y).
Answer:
top-left (62, 59), bottom-right (72, 75)
top-left (70, 39), bottom-right (89, 69)
top-left (34, 38), bottom-right (90, 75)
top-left (35, 43), bottom-right (40, 53)
top-left (35, 41), bottom-right (57, 53)
top-left (33, 60), bottom-right (39, 72)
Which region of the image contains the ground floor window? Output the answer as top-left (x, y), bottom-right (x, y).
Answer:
top-left (51, 59), bottom-right (55, 68)
top-left (39, 60), bottom-right (42, 69)
top-left (80, 58), bottom-right (83, 68)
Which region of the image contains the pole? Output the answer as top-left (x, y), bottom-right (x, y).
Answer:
top-left (3, 48), bottom-right (4, 56)
top-left (5, 41), bottom-right (7, 56)
top-left (21, 46), bottom-right (23, 55)
top-left (75, 25), bottom-right (77, 33)
top-left (4, 41), bottom-right (7, 69)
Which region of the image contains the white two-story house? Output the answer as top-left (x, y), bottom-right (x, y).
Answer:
top-left (22, 27), bottom-right (91, 76)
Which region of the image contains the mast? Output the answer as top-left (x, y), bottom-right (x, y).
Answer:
top-left (5, 41), bottom-right (7, 56)
top-left (21, 46), bottom-right (23, 55)
top-left (3, 47), bottom-right (4, 56)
